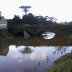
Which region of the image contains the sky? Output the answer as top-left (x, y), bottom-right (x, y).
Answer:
top-left (0, 0), bottom-right (72, 22)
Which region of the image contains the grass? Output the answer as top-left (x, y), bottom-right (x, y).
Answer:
top-left (68, 34), bottom-right (72, 39)
top-left (45, 52), bottom-right (72, 72)
top-left (54, 52), bottom-right (72, 64)
top-left (7, 35), bottom-right (72, 46)
top-left (0, 32), bottom-right (13, 41)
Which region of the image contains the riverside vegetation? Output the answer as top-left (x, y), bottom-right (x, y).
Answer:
top-left (46, 52), bottom-right (72, 72)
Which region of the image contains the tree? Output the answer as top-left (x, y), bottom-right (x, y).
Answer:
top-left (45, 16), bottom-right (57, 22)
top-left (19, 6), bottom-right (31, 15)
top-left (12, 15), bottom-right (21, 24)
top-left (20, 46), bottom-right (33, 54)
top-left (22, 13), bottom-right (36, 24)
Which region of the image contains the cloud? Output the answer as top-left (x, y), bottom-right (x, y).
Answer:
top-left (9, 45), bottom-right (17, 51)
top-left (28, 51), bottom-right (48, 60)
top-left (12, 54), bottom-right (24, 62)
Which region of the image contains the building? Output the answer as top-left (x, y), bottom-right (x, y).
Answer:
top-left (0, 11), bottom-right (7, 29)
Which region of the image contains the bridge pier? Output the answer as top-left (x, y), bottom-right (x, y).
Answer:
top-left (24, 31), bottom-right (30, 39)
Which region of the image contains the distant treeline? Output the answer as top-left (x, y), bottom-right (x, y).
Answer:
top-left (7, 13), bottom-right (57, 27)
top-left (7, 13), bottom-right (72, 27)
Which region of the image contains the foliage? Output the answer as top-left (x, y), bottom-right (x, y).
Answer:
top-left (7, 15), bottom-right (22, 28)
top-left (68, 34), bottom-right (72, 39)
top-left (12, 15), bottom-right (21, 24)
top-left (7, 13), bottom-right (56, 26)
top-left (19, 6), bottom-right (31, 15)
top-left (22, 13), bottom-right (36, 24)
top-left (0, 29), bottom-right (13, 41)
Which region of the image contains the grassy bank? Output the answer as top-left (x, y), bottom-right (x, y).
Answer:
top-left (7, 34), bottom-right (72, 46)
top-left (0, 29), bottom-right (13, 41)
top-left (46, 52), bottom-right (72, 72)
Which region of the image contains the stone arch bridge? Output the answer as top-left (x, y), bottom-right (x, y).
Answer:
top-left (8, 25), bottom-right (72, 38)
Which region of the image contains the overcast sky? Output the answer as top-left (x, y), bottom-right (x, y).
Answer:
top-left (0, 0), bottom-right (72, 22)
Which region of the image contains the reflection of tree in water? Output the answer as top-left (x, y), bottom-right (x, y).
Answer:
top-left (47, 56), bottom-right (49, 63)
top-left (0, 45), bottom-right (9, 56)
top-left (19, 46), bottom-right (49, 72)
top-left (53, 46), bottom-right (68, 54)
top-left (20, 46), bottom-right (33, 54)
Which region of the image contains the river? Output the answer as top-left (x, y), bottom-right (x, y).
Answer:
top-left (0, 32), bottom-right (72, 72)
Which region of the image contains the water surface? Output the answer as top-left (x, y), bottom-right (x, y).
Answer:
top-left (42, 32), bottom-right (56, 39)
top-left (0, 46), bottom-right (72, 72)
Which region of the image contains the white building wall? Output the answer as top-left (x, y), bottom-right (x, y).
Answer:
top-left (0, 17), bottom-right (7, 29)
top-left (0, 24), bottom-right (7, 29)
